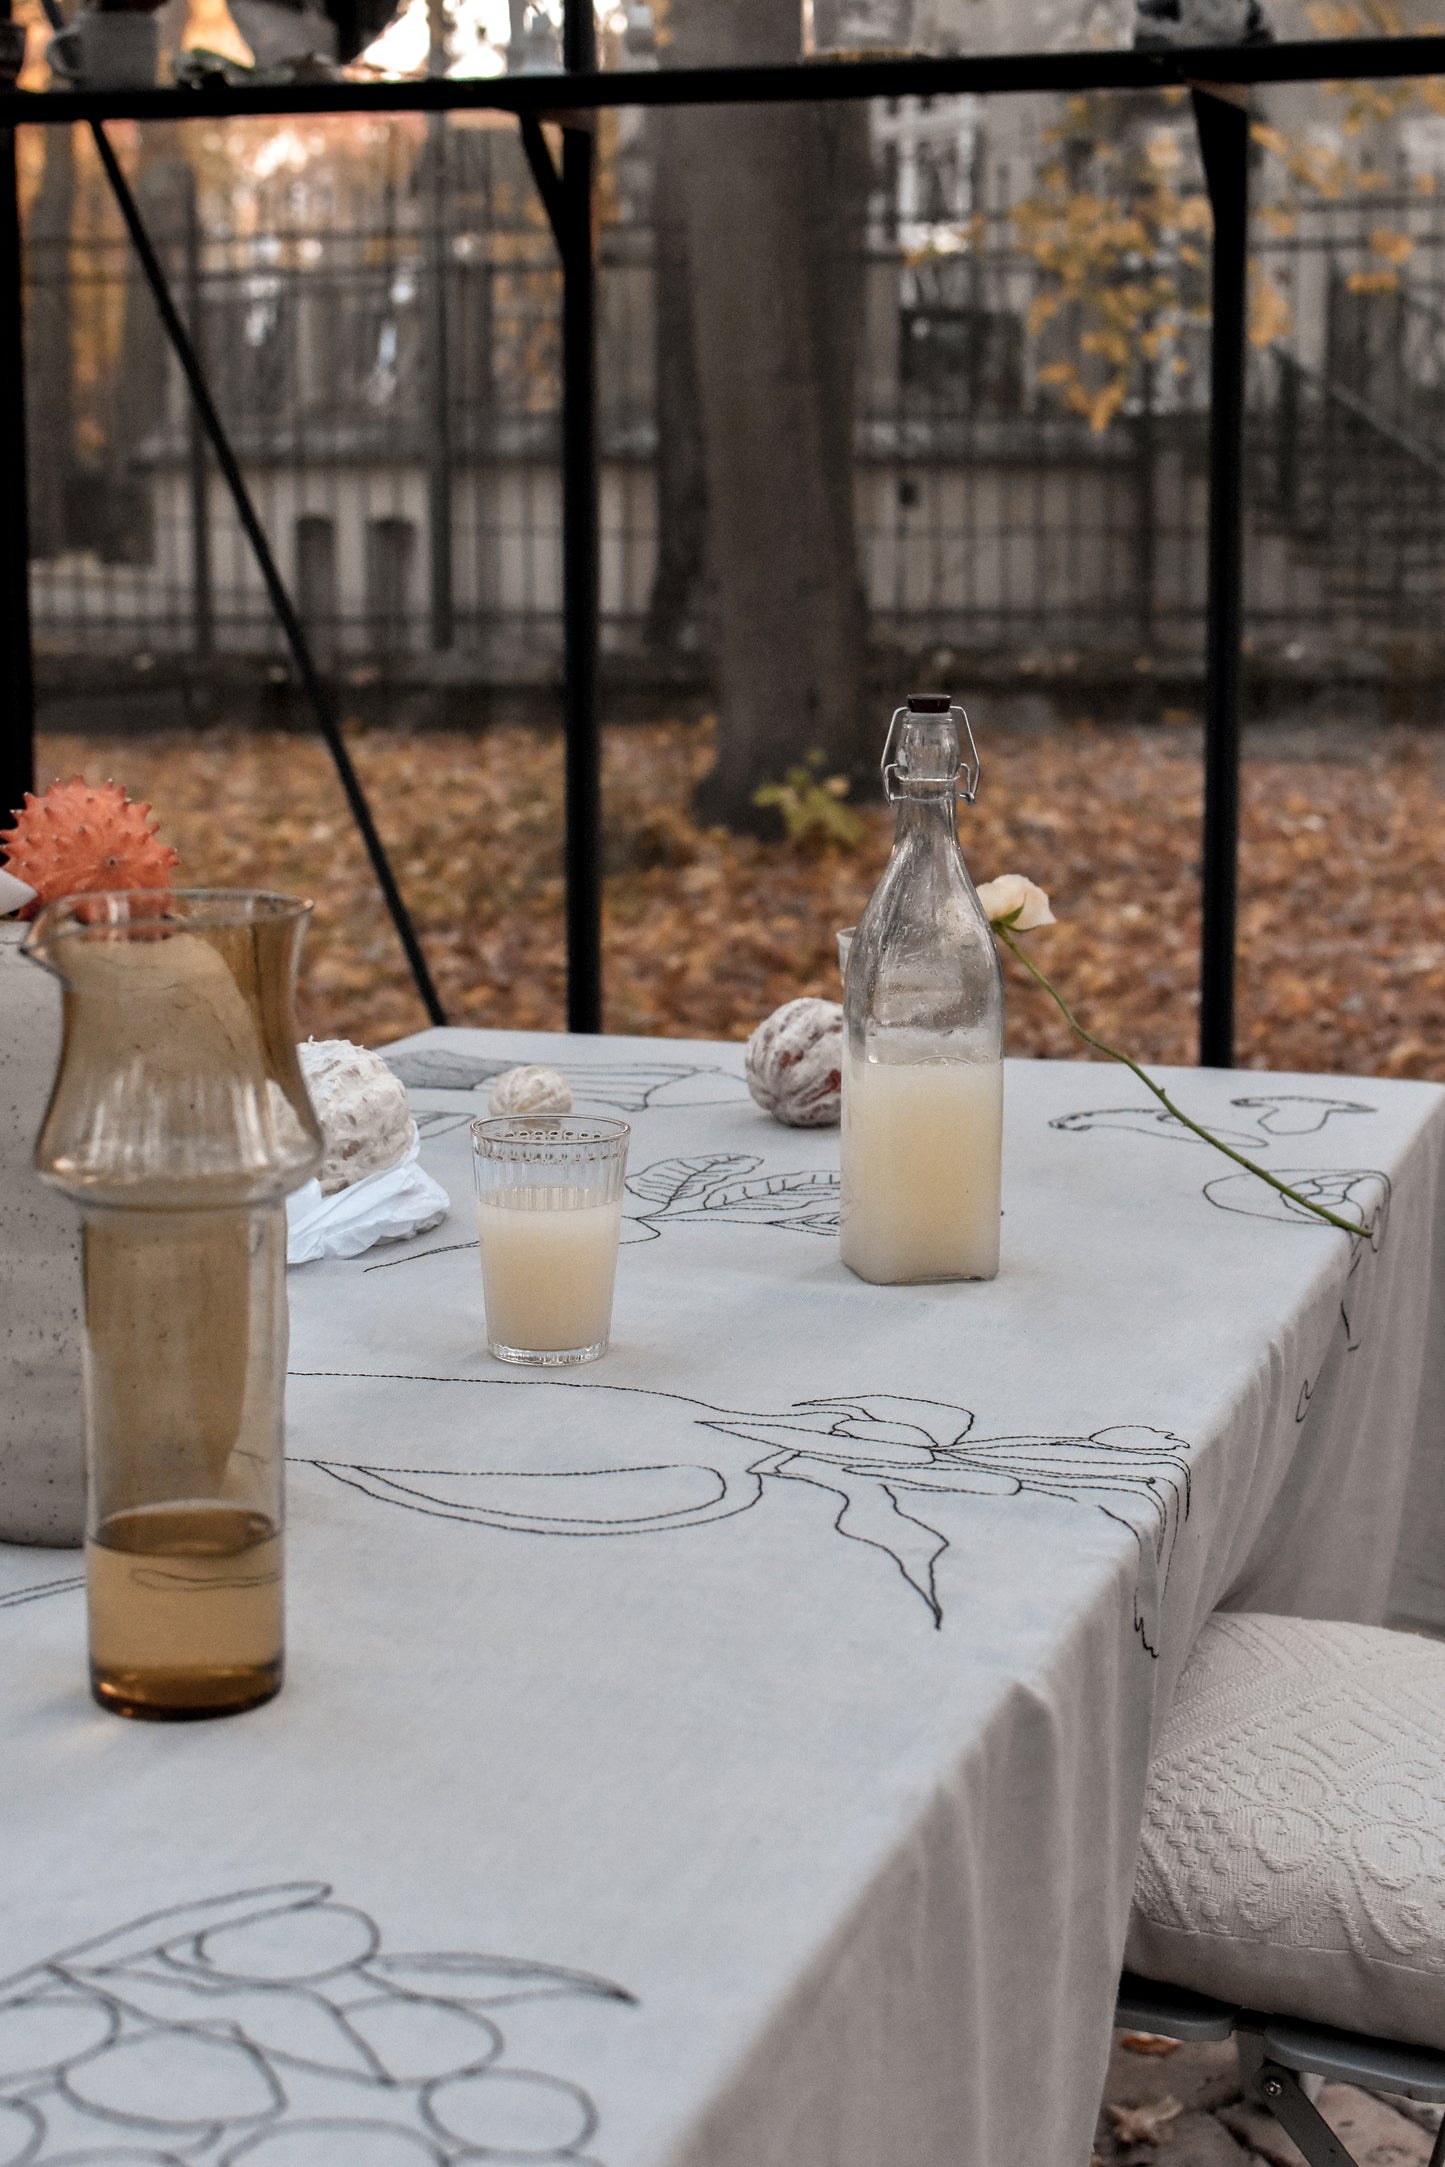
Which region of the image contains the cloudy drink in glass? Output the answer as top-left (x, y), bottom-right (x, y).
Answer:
top-left (472, 1117), bottom-right (629, 1364)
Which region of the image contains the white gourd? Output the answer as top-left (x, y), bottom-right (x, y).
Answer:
top-left (298, 1038), bottom-right (414, 1194)
top-left (489, 1065), bottom-right (573, 1116)
top-left (745, 998), bottom-right (843, 1127)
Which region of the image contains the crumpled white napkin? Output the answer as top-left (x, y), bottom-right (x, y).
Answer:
top-left (286, 1126), bottom-right (450, 1265)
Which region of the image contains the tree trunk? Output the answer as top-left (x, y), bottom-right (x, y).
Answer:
top-left (645, 105), bottom-right (709, 659)
top-left (665, 0), bottom-right (872, 831)
top-left (24, 124), bottom-right (76, 562)
top-left (104, 143), bottom-right (188, 566)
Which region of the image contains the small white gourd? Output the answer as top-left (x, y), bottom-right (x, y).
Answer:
top-left (489, 1065), bottom-right (573, 1116)
top-left (298, 1038), bottom-right (414, 1194)
top-left (745, 998), bottom-right (843, 1127)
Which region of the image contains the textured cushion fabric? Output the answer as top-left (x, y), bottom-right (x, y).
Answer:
top-left (1127, 1614), bottom-right (1445, 2051)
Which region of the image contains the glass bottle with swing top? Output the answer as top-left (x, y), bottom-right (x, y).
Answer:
top-left (840, 694), bottom-right (1004, 1284)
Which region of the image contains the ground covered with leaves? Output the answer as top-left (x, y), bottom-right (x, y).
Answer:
top-left (1094, 2030), bottom-right (1440, 2165)
top-left (31, 715), bottom-right (1445, 1080)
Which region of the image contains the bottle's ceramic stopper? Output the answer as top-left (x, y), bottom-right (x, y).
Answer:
top-left (882, 696), bottom-right (980, 805)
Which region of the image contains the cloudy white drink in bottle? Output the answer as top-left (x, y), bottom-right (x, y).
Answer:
top-left (840, 694), bottom-right (1005, 1285)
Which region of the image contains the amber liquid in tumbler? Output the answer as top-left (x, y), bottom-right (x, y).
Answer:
top-left (87, 1500), bottom-right (283, 1720)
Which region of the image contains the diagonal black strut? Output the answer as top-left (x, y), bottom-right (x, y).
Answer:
top-left (519, 113), bottom-right (565, 249)
top-left (59, 82), bottom-right (446, 1024)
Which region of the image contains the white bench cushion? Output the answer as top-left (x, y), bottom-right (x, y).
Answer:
top-left (1126, 1613), bottom-right (1445, 2051)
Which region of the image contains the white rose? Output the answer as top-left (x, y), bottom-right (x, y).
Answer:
top-left (976, 874), bottom-right (1055, 932)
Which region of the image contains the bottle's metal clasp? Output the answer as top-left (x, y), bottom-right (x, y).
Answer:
top-left (881, 703), bottom-right (980, 807)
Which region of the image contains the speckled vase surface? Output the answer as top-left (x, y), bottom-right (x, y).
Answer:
top-left (0, 922), bottom-right (84, 1544)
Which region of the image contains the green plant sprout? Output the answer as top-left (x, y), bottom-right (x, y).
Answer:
top-left (753, 752), bottom-right (865, 850)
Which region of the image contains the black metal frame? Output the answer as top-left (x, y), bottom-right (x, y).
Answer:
top-left (1116, 1970), bottom-right (1445, 2167)
top-left (2, 22), bottom-right (1443, 1052)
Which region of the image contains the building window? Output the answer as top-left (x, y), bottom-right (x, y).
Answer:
top-left (366, 516), bottom-right (416, 657)
top-left (296, 515), bottom-right (337, 643)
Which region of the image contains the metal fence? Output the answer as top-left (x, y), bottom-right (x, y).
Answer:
top-left (9, 32), bottom-right (1445, 1048)
top-left (24, 113), bottom-right (1445, 686)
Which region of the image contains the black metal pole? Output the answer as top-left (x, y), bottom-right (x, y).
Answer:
top-left (1194, 85), bottom-right (1249, 1070)
top-left (0, 79), bottom-right (34, 820)
top-left (182, 167), bottom-right (213, 660)
top-left (7, 33), bottom-right (1445, 125)
top-left (85, 120), bottom-right (447, 1025)
top-left (562, 0), bottom-right (602, 1034)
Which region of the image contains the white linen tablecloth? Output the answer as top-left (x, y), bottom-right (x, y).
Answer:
top-left (3, 1029), bottom-right (1444, 2167)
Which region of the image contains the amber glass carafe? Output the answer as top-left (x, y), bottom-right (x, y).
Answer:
top-left (25, 892), bottom-right (322, 1719)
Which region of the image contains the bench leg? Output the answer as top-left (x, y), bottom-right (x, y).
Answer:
top-left (1237, 2034), bottom-right (1360, 2167)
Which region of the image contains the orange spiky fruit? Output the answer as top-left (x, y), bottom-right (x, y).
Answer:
top-left (1, 777), bottom-right (179, 912)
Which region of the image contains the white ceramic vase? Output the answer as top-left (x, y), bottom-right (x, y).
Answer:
top-left (0, 921), bottom-right (85, 1544)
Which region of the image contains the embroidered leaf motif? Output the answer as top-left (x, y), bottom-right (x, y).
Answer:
top-left (296, 1381), bottom-right (1195, 1642)
top-left (695, 1170), bottom-right (841, 1215)
top-left (705, 1415), bottom-right (939, 1465)
top-left (768, 1457), bottom-right (949, 1626)
top-left (366, 1954), bottom-right (636, 2007)
top-left (625, 1155), bottom-right (761, 1208)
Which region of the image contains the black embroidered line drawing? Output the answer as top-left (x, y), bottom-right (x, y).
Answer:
top-left (1056, 1098), bottom-right (1391, 1361)
top-left (0, 1881), bottom-right (632, 2165)
top-left (289, 1377), bottom-right (1190, 1647)
top-left (365, 1237), bottom-right (476, 1272)
top-left (412, 1109), bottom-right (475, 1142)
top-left (1201, 1167), bottom-right (1390, 1249)
top-left (1229, 1096), bottom-right (1376, 1136)
top-left (1293, 1207), bottom-right (1385, 1423)
top-left (0, 1566), bottom-right (85, 1611)
top-left (1339, 1238), bottom-right (1373, 1352)
top-left (1050, 1093), bottom-right (1373, 1149)
top-left (1292, 1234), bottom-right (1375, 1427)
top-left (1227, 1164), bottom-right (1391, 1419)
top-left (384, 1047), bottom-right (749, 1114)
top-left (1053, 1107), bottom-right (1266, 1149)
top-left (622, 1156), bottom-right (839, 1242)
top-left (362, 1153), bottom-right (842, 1271)
top-left (1202, 1163), bottom-right (1390, 1395)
